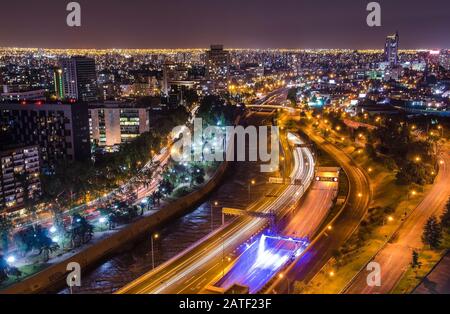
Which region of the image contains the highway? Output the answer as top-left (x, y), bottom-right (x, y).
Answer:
top-left (267, 122), bottom-right (371, 294)
top-left (343, 149), bottom-right (450, 294)
top-left (213, 170), bottom-right (338, 294)
top-left (117, 130), bottom-right (316, 294)
top-left (255, 88), bottom-right (289, 106)
top-left (283, 177), bottom-right (338, 240)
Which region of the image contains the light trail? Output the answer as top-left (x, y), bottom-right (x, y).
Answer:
top-left (215, 234), bottom-right (309, 293)
top-left (117, 132), bottom-right (315, 294)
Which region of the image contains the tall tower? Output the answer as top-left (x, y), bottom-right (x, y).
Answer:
top-left (53, 67), bottom-right (64, 99)
top-left (60, 56), bottom-right (97, 102)
top-left (205, 45), bottom-right (230, 90)
top-left (384, 31), bottom-right (399, 66)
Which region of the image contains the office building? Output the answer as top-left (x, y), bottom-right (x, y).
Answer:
top-left (89, 102), bottom-right (150, 148)
top-left (60, 56), bottom-right (98, 102)
top-left (1, 87), bottom-right (46, 102)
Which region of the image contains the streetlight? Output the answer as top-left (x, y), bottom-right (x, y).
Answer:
top-left (249, 180), bottom-right (256, 201)
top-left (384, 215), bottom-right (394, 225)
top-left (151, 233), bottom-right (159, 269)
top-left (278, 273), bottom-right (291, 293)
top-left (211, 201), bottom-right (219, 232)
top-left (6, 255), bottom-right (15, 264)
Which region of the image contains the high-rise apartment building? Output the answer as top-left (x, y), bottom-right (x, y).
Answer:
top-left (0, 102), bottom-right (91, 167)
top-left (0, 145), bottom-right (41, 213)
top-left (206, 45), bottom-right (230, 90)
top-left (384, 32), bottom-right (399, 66)
top-left (60, 56), bottom-right (98, 102)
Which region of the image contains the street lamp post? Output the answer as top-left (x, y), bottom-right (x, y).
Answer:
top-left (211, 201), bottom-right (218, 232)
top-left (151, 233), bottom-right (159, 269)
top-left (248, 180), bottom-right (256, 202)
top-left (408, 190), bottom-right (417, 200)
top-left (279, 273), bottom-right (291, 294)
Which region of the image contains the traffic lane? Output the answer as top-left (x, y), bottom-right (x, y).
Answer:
top-left (177, 147), bottom-right (314, 294)
top-left (119, 130), bottom-right (294, 293)
top-left (118, 116), bottom-right (307, 294)
top-left (279, 165), bottom-right (368, 288)
top-left (268, 131), bottom-right (370, 293)
top-left (136, 176), bottom-right (290, 294)
top-left (283, 181), bottom-right (337, 239)
top-left (345, 152), bottom-right (450, 294)
top-left (138, 138), bottom-right (306, 294)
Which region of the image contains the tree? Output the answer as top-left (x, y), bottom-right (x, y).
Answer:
top-left (0, 215), bottom-right (12, 252)
top-left (440, 198), bottom-right (450, 231)
top-left (396, 161), bottom-right (428, 185)
top-left (70, 214), bottom-right (94, 247)
top-left (33, 225), bottom-right (59, 262)
top-left (14, 226), bottom-right (36, 256)
top-left (411, 250), bottom-right (422, 274)
top-left (287, 87), bottom-right (298, 107)
top-left (0, 255), bottom-right (8, 283)
top-left (191, 165), bottom-right (205, 185)
top-left (422, 216), bottom-right (443, 249)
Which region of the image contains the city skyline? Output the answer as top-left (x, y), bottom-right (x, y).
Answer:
top-left (0, 0), bottom-right (449, 49)
top-left (1, 1), bottom-right (450, 302)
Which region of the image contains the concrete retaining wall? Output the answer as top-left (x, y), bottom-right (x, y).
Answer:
top-left (1, 161), bottom-right (228, 294)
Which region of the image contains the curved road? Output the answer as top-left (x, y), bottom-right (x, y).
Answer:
top-left (344, 149), bottom-right (450, 294)
top-left (117, 131), bottom-right (315, 294)
top-left (267, 126), bottom-right (371, 293)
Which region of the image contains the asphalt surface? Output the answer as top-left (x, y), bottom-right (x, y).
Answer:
top-left (283, 179), bottom-right (338, 240)
top-left (117, 120), bottom-right (315, 294)
top-left (344, 150), bottom-right (450, 294)
top-left (267, 126), bottom-right (371, 293)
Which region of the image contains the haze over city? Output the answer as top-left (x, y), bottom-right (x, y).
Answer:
top-left (0, 1), bottom-right (449, 311)
top-left (0, 0), bottom-right (449, 49)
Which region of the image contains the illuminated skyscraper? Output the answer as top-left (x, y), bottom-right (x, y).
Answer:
top-left (60, 56), bottom-right (98, 102)
top-left (384, 32), bottom-right (399, 66)
top-left (206, 45), bottom-right (230, 90)
top-left (53, 67), bottom-right (64, 99)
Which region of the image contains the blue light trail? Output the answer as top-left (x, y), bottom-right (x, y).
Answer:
top-left (215, 233), bottom-right (308, 293)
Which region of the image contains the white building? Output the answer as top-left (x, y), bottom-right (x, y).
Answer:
top-left (89, 102), bottom-right (150, 147)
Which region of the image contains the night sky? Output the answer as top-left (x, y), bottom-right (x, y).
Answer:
top-left (0, 0), bottom-right (448, 49)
